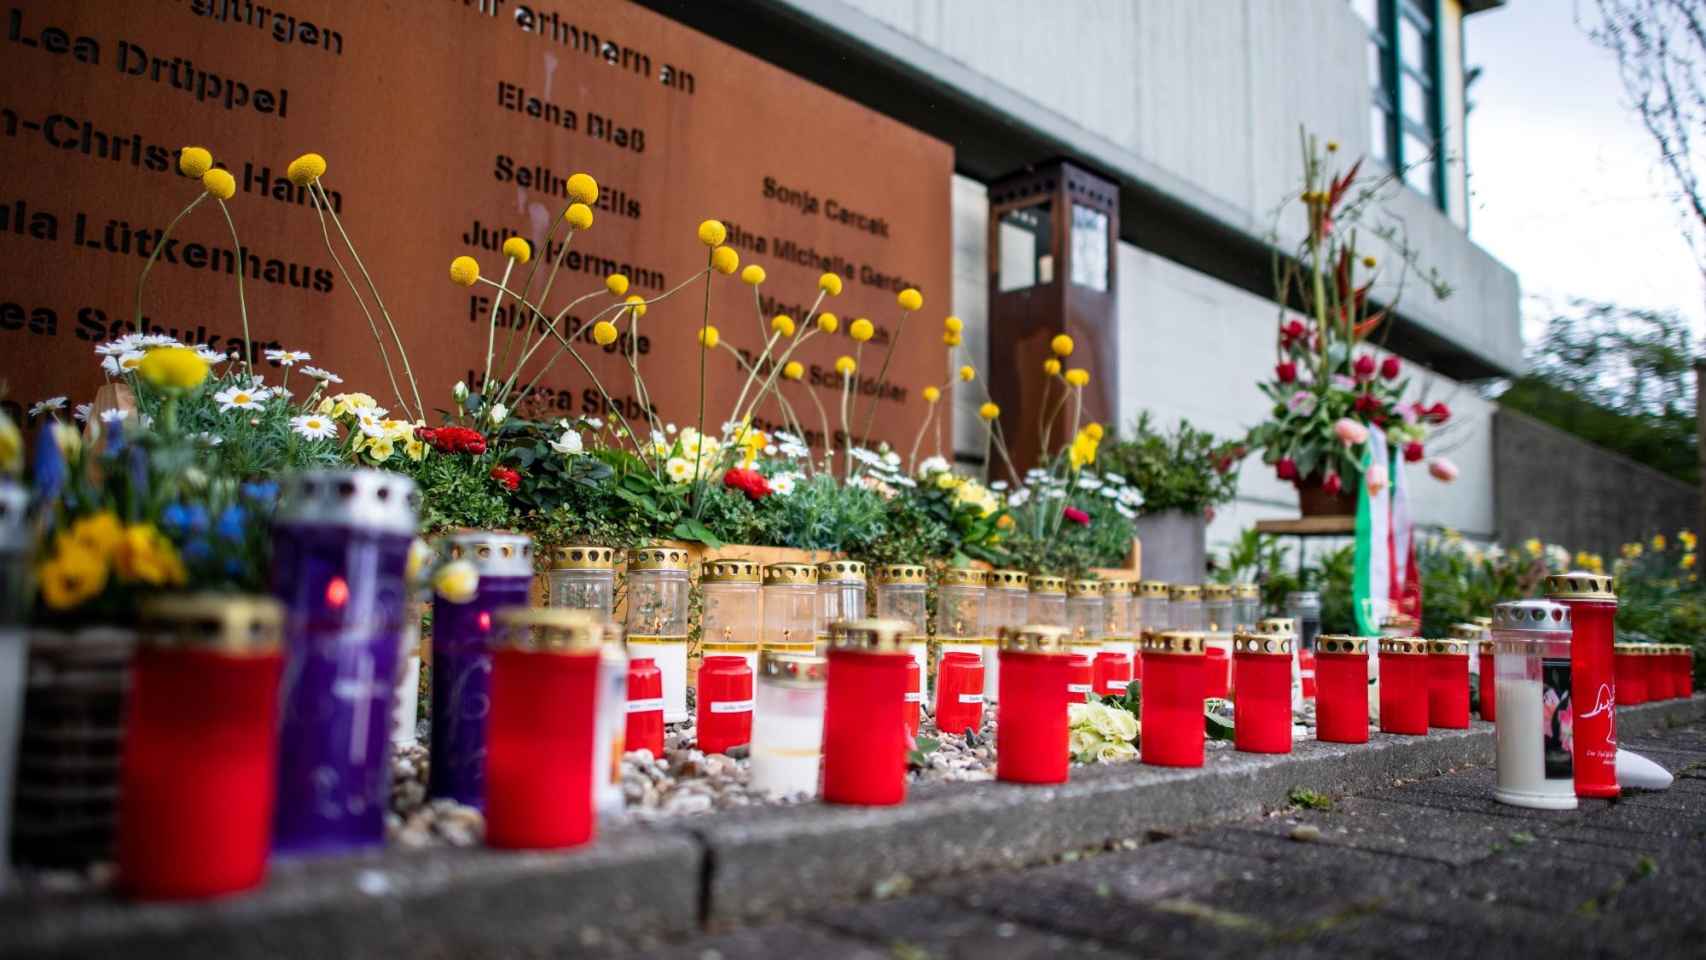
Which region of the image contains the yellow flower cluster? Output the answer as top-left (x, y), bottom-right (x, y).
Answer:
top-left (594, 321), bottom-right (620, 346)
top-left (978, 402), bottom-right (1000, 420)
top-left (783, 361), bottom-right (804, 380)
top-left (1573, 551), bottom-right (1606, 575)
top-left (568, 174), bottom-right (599, 205)
top-left (931, 471), bottom-right (999, 517)
top-left (819, 273), bottom-right (843, 296)
top-left (315, 393), bottom-right (424, 462)
top-left (698, 326), bottom-right (719, 349)
top-left (657, 428), bottom-right (722, 483)
top-left (1068, 423), bottom-right (1103, 470)
top-left (897, 288), bottom-right (923, 311)
top-left (37, 512), bottom-right (187, 610)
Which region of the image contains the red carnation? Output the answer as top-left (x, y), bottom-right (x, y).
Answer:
top-left (1380, 356), bottom-right (1400, 380)
top-left (1275, 361), bottom-right (1297, 384)
top-left (1403, 441), bottom-right (1424, 463)
top-left (1281, 319), bottom-right (1307, 344)
top-left (426, 426), bottom-right (487, 455)
top-left (1276, 458), bottom-right (1298, 481)
top-left (1353, 392), bottom-right (1381, 414)
top-left (1428, 401), bottom-right (1451, 424)
top-left (490, 466), bottom-right (520, 490)
top-left (1063, 506), bottom-right (1091, 527)
top-left (1322, 472), bottom-right (1342, 496)
top-left (722, 467), bottom-right (771, 501)
top-left (1353, 354), bottom-right (1377, 380)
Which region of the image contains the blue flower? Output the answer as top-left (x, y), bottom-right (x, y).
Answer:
top-left (30, 424), bottom-right (66, 505)
top-left (182, 538), bottom-right (213, 565)
top-left (161, 502), bottom-right (193, 533)
top-left (224, 557), bottom-right (245, 578)
top-left (215, 505), bottom-right (246, 543)
top-left (240, 481), bottom-right (278, 505)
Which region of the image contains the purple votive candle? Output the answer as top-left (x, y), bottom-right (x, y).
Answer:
top-left (271, 469), bottom-right (418, 856)
top-left (429, 531), bottom-right (535, 808)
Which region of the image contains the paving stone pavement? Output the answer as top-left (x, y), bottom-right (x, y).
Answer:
top-left (628, 720), bottom-right (1706, 959)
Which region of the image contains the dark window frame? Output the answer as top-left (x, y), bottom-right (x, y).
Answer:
top-left (1362, 0), bottom-right (1446, 208)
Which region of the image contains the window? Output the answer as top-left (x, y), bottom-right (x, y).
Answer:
top-left (1353, 0), bottom-right (1444, 207)
top-left (1069, 204), bottom-right (1109, 292)
top-left (997, 202), bottom-right (1053, 292)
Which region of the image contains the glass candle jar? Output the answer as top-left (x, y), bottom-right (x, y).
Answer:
top-left (1168, 585), bottom-right (1204, 630)
top-left (271, 468), bottom-right (417, 856)
top-left (0, 480), bottom-right (27, 892)
top-left (936, 568), bottom-right (989, 669)
top-left (547, 545), bottom-right (617, 618)
top-left (484, 609), bottom-right (605, 849)
top-left (1315, 636), bottom-right (1370, 744)
top-left (431, 530), bottom-right (535, 809)
top-left (816, 561), bottom-right (867, 646)
top-left (1614, 643), bottom-right (1648, 705)
top-left (996, 625), bottom-right (1074, 784)
top-left (1427, 637), bottom-right (1471, 730)
top-left (1232, 583), bottom-right (1262, 632)
top-left (1378, 638), bottom-right (1428, 736)
top-left (1065, 579), bottom-right (1105, 656)
top-left (1028, 575), bottom-right (1067, 627)
top-left (1259, 616), bottom-right (1303, 707)
top-left (822, 619), bottom-right (913, 806)
top-left (763, 563), bottom-right (820, 655)
top-left (625, 547), bottom-right (693, 723)
top-left (1491, 600), bottom-right (1576, 811)
top-left (120, 596), bottom-right (283, 900)
top-left (1202, 583), bottom-right (1234, 699)
top-left (701, 559), bottom-right (761, 673)
top-left (625, 657), bottom-right (664, 757)
top-left (1232, 631), bottom-right (1293, 755)
top-left (1203, 583), bottom-right (1234, 634)
top-left (750, 651), bottom-right (828, 798)
top-left (593, 638), bottom-right (627, 816)
top-left (1545, 572), bottom-right (1618, 798)
top-left (1452, 622), bottom-right (1495, 722)
top-left (1102, 578), bottom-right (1136, 657)
top-left (1286, 591), bottom-right (1322, 651)
top-left (873, 564), bottom-right (929, 677)
top-left (1137, 581), bottom-right (1170, 640)
top-left (1139, 631), bottom-right (1207, 767)
top-left (696, 655), bottom-right (754, 756)
top-left (984, 570), bottom-right (1030, 703)
top-left (935, 651), bottom-right (985, 735)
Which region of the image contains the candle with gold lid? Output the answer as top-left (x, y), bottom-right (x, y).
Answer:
top-left (873, 564), bottom-right (929, 677)
top-left (984, 569), bottom-right (1030, 702)
top-left (763, 563), bottom-right (820, 655)
top-left (1378, 638), bottom-right (1430, 735)
top-left (547, 544), bottom-right (617, 618)
top-left (816, 560), bottom-right (867, 646)
top-left (822, 618), bottom-right (914, 805)
top-left (701, 559), bottom-right (761, 672)
top-left (996, 625), bottom-right (1074, 784)
top-left (1427, 636), bottom-right (1472, 730)
top-left (1065, 579), bottom-right (1105, 656)
top-left (1139, 630), bottom-right (1207, 767)
top-left (1315, 635), bottom-right (1371, 744)
top-left (625, 547), bottom-right (692, 723)
top-left (1028, 574), bottom-right (1067, 628)
top-left (1168, 584), bottom-right (1204, 630)
top-left (1231, 631), bottom-right (1293, 755)
top-left (750, 650), bottom-right (828, 797)
top-left (936, 567), bottom-right (989, 671)
top-left (1544, 571), bottom-right (1618, 798)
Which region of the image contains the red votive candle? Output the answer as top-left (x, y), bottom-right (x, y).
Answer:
top-left (1615, 643), bottom-right (1648, 705)
top-left (904, 657), bottom-right (922, 736)
top-left (1546, 574), bottom-right (1617, 797)
top-left (484, 609), bottom-right (603, 850)
top-left (1204, 645), bottom-right (1231, 700)
top-left (696, 655), bottom-right (754, 755)
top-left (1478, 639), bottom-right (1498, 722)
top-left (624, 657), bottom-right (665, 758)
top-left (1139, 631), bottom-right (1206, 767)
top-left (997, 625), bottom-right (1073, 784)
top-left (1298, 646), bottom-right (1317, 700)
top-left (1428, 635), bottom-right (1472, 730)
top-left (823, 619), bottom-right (913, 806)
top-left (1232, 631), bottom-right (1292, 754)
top-left (1094, 650), bottom-right (1133, 697)
top-left (1378, 639), bottom-right (1429, 735)
top-left (1067, 653), bottom-right (1094, 703)
top-left (1663, 645), bottom-right (1684, 700)
top-left (1684, 645), bottom-right (1696, 697)
top-left (120, 596), bottom-right (284, 900)
top-left (934, 651), bottom-right (984, 735)
top-left (1315, 636), bottom-right (1370, 744)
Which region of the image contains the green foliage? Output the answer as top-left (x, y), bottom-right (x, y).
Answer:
top-left (1288, 787), bottom-right (1334, 810)
top-left (1100, 413), bottom-right (1244, 516)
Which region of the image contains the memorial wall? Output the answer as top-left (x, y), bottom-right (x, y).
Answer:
top-left (0, 0), bottom-right (953, 452)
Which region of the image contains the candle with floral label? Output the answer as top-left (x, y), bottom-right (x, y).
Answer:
top-left (750, 651), bottom-right (828, 798)
top-left (1314, 636), bottom-right (1371, 744)
top-left (1427, 636), bottom-right (1471, 730)
top-left (997, 625), bottom-right (1074, 784)
top-left (822, 619), bottom-right (913, 806)
top-left (874, 565), bottom-right (930, 679)
top-left (1545, 572), bottom-right (1617, 798)
top-left (271, 469), bottom-right (417, 856)
top-left (626, 547), bottom-right (693, 723)
top-left (1139, 631), bottom-right (1207, 768)
top-left (701, 560), bottom-right (761, 672)
top-left (763, 563), bottom-right (819, 655)
top-left (1491, 600), bottom-right (1576, 811)
top-left (984, 570), bottom-right (1030, 702)
top-left (547, 545), bottom-right (617, 618)
top-left (936, 568), bottom-right (989, 671)
top-left (1232, 631), bottom-right (1293, 754)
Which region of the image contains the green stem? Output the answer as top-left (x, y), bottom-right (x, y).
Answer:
top-left (134, 193), bottom-right (206, 327)
top-left (312, 181), bottom-right (424, 420)
top-left (307, 188), bottom-right (411, 421)
top-left (212, 199), bottom-right (253, 381)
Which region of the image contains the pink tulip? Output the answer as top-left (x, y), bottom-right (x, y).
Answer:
top-left (1428, 458), bottom-right (1459, 483)
top-left (1332, 418), bottom-right (1369, 446)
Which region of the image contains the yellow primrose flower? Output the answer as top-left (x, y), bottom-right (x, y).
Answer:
top-left (433, 559), bottom-right (480, 603)
top-left (943, 331), bottom-right (962, 346)
top-left (564, 203), bottom-right (594, 230)
top-left (1620, 542), bottom-right (1643, 559)
top-left (819, 273), bottom-right (843, 296)
top-left (606, 274), bottom-right (629, 296)
top-left (771, 314), bottom-right (796, 337)
top-left (783, 361), bottom-right (804, 380)
top-left (1065, 368), bottom-right (1090, 388)
top-left (38, 546), bottom-right (107, 610)
top-left (665, 457), bottom-right (694, 483)
top-left (449, 255), bottom-right (480, 287)
top-left (897, 288), bottom-right (923, 311)
top-left (69, 512), bottom-right (125, 557)
top-left (944, 316), bottom-right (963, 334)
top-left (741, 265), bottom-right (766, 286)
top-left (1653, 534), bottom-right (1668, 551)
top-left (138, 346), bottom-right (210, 391)
top-left (923, 386), bottom-right (940, 403)
top-left (698, 219), bottom-right (727, 247)
top-left (566, 173), bottom-right (598, 205)
top-left (850, 318), bottom-right (874, 342)
top-left (116, 524), bottom-right (187, 586)
top-left (817, 312), bottom-right (839, 334)
top-left (367, 436), bottom-right (396, 461)
top-left (699, 326), bottom-right (720, 349)
top-left (935, 472), bottom-right (961, 490)
top-left (178, 146), bottom-right (213, 178)
top-left (404, 436), bottom-right (426, 461)
top-left (835, 356), bottom-right (856, 377)
top-left (711, 245), bottom-right (740, 275)
top-left (978, 402), bottom-right (1000, 420)
top-left (592, 321), bottom-right (619, 346)
top-left (1525, 537), bottom-right (1543, 557)
top-left (502, 237), bottom-right (532, 263)
top-left (286, 152), bottom-right (327, 186)
top-left (1051, 334), bottom-right (1074, 357)
top-left (202, 168), bottom-right (236, 200)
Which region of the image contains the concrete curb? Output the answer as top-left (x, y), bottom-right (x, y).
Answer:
top-left (3, 696), bottom-right (1701, 955)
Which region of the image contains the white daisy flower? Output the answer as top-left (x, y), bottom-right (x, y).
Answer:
top-left (1103, 472), bottom-right (1128, 485)
top-left (100, 409), bottom-right (127, 425)
top-left (990, 480), bottom-right (1009, 491)
top-left (666, 423), bottom-right (678, 434)
top-left (550, 430), bottom-right (583, 455)
top-left (290, 414), bottom-right (339, 440)
top-left (193, 344), bottom-right (226, 363)
top-left (585, 417), bottom-right (604, 429)
top-left (300, 365), bottom-right (341, 383)
top-left (139, 333), bottom-right (180, 348)
top-left (764, 444), bottom-right (777, 455)
top-left (356, 412), bottom-right (386, 438)
top-left (94, 341), bottom-right (129, 357)
top-left (264, 348), bottom-right (311, 366)
top-left (918, 455), bottom-right (951, 476)
top-left (28, 397), bottom-right (67, 417)
top-left (1007, 489), bottom-right (1031, 507)
top-left (1099, 486), bottom-right (1121, 499)
top-left (1075, 476), bottom-right (1103, 490)
top-left (894, 476), bottom-right (917, 488)
top-left (73, 403), bottom-right (92, 423)
top-left (665, 457), bottom-right (693, 483)
top-left (214, 385), bottom-right (268, 411)
top-left (774, 430), bottom-right (803, 446)
top-left (488, 403), bottom-right (508, 426)
top-left (770, 474), bottom-right (797, 496)
top-left (195, 432), bottom-right (224, 447)
top-left (1116, 504), bottom-right (1137, 520)
top-left (883, 450), bottom-right (901, 466)
top-left (105, 351), bottom-right (146, 376)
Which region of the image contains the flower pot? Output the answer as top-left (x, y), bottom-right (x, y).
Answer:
top-left (1131, 510), bottom-right (1207, 584)
top-left (1296, 474), bottom-right (1357, 518)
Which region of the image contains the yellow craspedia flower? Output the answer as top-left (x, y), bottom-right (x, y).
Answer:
top-left (1043, 358), bottom-right (1062, 376)
top-left (817, 312), bottom-right (839, 334)
top-left (944, 316), bottom-right (963, 334)
top-left (564, 203), bottom-right (594, 230)
top-left (202, 168), bottom-right (236, 200)
top-left (897, 288), bottom-right (923, 311)
top-left (567, 173), bottom-right (599, 205)
top-left (606, 274), bottom-right (629, 296)
top-left (502, 237), bottom-right (532, 263)
top-left (1051, 334), bottom-right (1075, 358)
top-left (1362, 255), bottom-right (1377, 269)
top-left (819, 273), bottom-right (843, 296)
top-left (449, 255), bottom-right (480, 287)
top-left (116, 524), bottom-right (186, 586)
top-left (741, 265), bottom-right (766, 286)
top-left (1084, 422), bottom-right (1104, 441)
top-left (711, 245), bottom-right (740, 275)
top-left (923, 386), bottom-right (941, 403)
top-left (771, 314), bottom-right (796, 337)
top-left (959, 365), bottom-right (975, 382)
top-left (699, 325), bottom-right (720, 349)
top-left (592, 321), bottom-right (619, 346)
top-left (978, 402), bottom-right (1000, 420)
top-left (286, 152), bottom-right (327, 186)
top-left (782, 360), bottom-right (804, 380)
top-left (1065, 368), bottom-right (1090, 388)
top-left (137, 346), bottom-right (210, 391)
top-left (850, 318), bottom-right (874, 342)
top-left (943, 331), bottom-right (962, 347)
top-left (178, 146), bottom-right (213, 178)
top-left (625, 294), bottom-right (647, 317)
top-left (698, 219), bottom-right (727, 247)
top-left (834, 355), bottom-right (857, 377)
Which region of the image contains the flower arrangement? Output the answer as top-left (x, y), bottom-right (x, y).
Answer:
top-left (1246, 130), bottom-right (1456, 503)
top-left (1097, 413), bottom-right (1245, 521)
top-left (1068, 699), bottom-right (1138, 763)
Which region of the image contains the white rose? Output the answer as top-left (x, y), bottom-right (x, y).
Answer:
top-left (551, 429), bottom-right (584, 455)
top-left (488, 402), bottom-right (508, 425)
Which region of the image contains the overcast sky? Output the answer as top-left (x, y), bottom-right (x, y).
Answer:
top-left (1466, 0), bottom-right (1704, 344)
